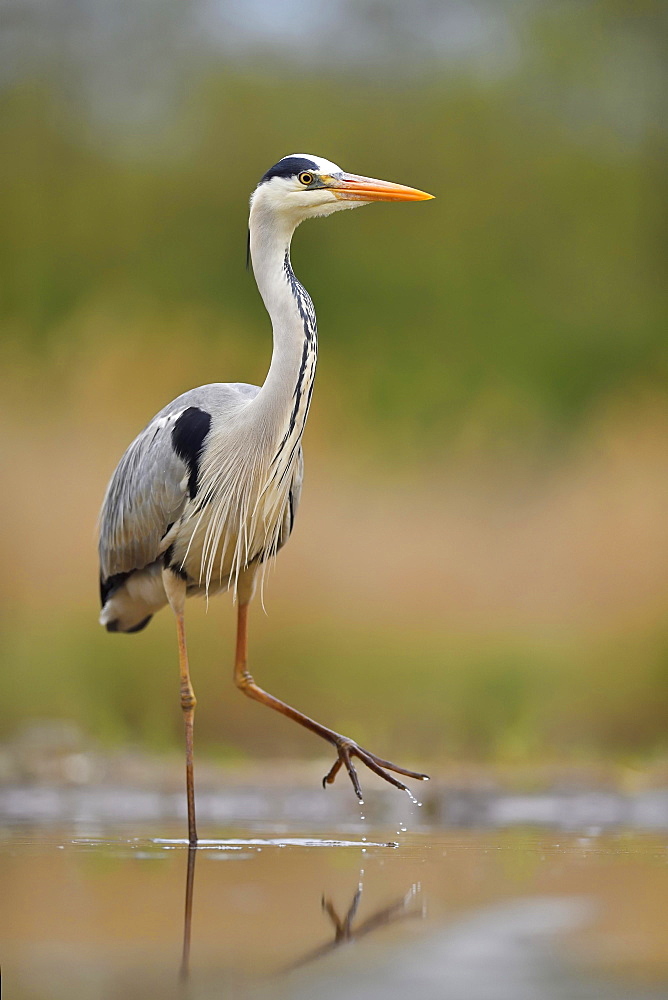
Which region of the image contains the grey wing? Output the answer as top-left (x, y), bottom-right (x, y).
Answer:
top-left (98, 382), bottom-right (260, 581)
top-left (98, 409), bottom-right (190, 581)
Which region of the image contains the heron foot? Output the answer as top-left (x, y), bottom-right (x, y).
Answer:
top-left (321, 738), bottom-right (429, 801)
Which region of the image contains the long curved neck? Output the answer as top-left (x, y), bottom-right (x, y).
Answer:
top-left (249, 204), bottom-right (318, 471)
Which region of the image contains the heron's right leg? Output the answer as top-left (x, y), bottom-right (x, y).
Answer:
top-left (163, 568), bottom-right (198, 845)
top-left (233, 601), bottom-right (428, 801)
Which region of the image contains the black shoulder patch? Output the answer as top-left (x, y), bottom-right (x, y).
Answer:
top-left (163, 545), bottom-right (188, 580)
top-left (100, 570), bottom-right (132, 607)
top-left (171, 406), bottom-right (212, 500)
top-left (260, 156), bottom-right (318, 185)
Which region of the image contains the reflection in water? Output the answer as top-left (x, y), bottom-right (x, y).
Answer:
top-left (180, 846), bottom-right (197, 982)
top-left (177, 841), bottom-right (424, 986)
top-left (286, 879), bottom-right (425, 973)
top-left (4, 830), bottom-right (668, 997)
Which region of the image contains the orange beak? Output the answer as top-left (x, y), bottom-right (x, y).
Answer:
top-left (328, 172), bottom-right (434, 203)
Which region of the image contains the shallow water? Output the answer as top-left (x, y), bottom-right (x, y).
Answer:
top-left (3, 811), bottom-right (668, 999)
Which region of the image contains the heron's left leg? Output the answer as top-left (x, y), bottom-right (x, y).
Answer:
top-left (163, 568), bottom-right (198, 845)
top-left (233, 601), bottom-right (428, 801)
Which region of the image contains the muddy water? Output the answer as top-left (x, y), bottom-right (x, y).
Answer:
top-left (3, 815), bottom-right (668, 1000)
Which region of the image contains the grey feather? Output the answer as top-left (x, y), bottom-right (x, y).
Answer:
top-left (99, 382), bottom-right (262, 581)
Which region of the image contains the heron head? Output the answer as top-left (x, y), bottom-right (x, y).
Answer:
top-left (250, 153), bottom-right (433, 226)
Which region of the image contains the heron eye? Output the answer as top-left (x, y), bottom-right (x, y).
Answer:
top-left (299, 172), bottom-right (314, 186)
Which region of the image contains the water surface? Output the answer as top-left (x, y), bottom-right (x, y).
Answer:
top-left (3, 815), bottom-right (668, 999)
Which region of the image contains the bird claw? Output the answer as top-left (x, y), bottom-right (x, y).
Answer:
top-left (322, 738), bottom-right (428, 801)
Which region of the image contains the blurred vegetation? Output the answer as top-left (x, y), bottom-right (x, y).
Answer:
top-left (3, 606), bottom-right (668, 766)
top-left (1, 0), bottom-right (667, 771)
top-left (1, 0), bottom-right (666, 451)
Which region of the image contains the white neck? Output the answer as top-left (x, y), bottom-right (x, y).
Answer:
top-left (248, 200), bottom-right (318, 470)
top-left (190, 197), bottom-right (320, 598)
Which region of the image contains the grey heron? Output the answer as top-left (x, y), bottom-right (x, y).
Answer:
top-left (98, 154), bottom-right (433, 844)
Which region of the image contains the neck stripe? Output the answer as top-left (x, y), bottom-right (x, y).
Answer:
top-left (269, 253), bottom-right (318, 471)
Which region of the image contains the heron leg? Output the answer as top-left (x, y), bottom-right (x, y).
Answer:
top-left (163, 568), bottom-right (198, 845)
top-left (233, 602), bottom-right (428, 801)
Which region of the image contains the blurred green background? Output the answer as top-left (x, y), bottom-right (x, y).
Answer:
top-left (1, 0), bottom-right (667, 773)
